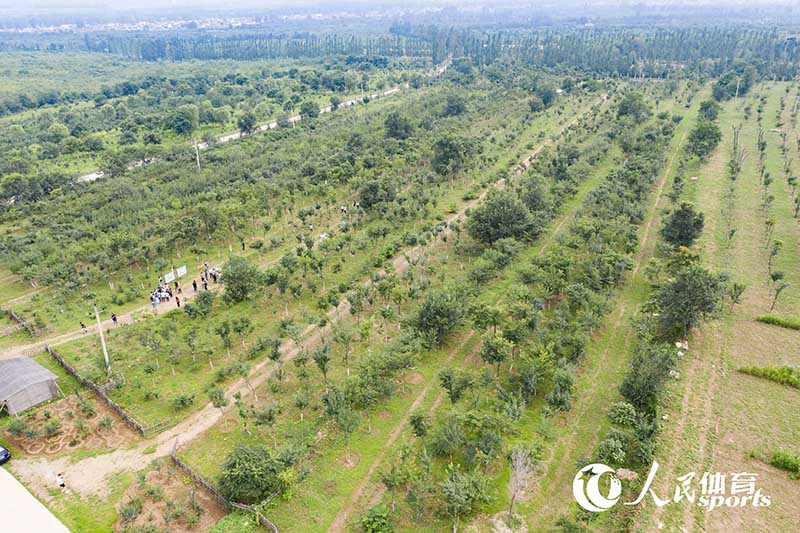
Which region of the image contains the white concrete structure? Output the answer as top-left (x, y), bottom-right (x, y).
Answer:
top-left (0, 467), bottom-right (70, 532)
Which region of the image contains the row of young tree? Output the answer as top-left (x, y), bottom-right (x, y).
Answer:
top-left (591, 87), bottom-right (735, 532)
top-left (394, 25), bottom-right (800, 80)
top-left (81, 32), bottom-right (432, 62)
top-left (335, 89), bottom-right (692, 531)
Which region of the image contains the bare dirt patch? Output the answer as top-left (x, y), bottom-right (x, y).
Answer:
top-left (404, 371), bottom-right (424, 385)
top-left (114, 460), bottom-right (226, 533)
top-left (339, 451), bottom-right (361, 469)
top-left (4, 394), bottom-right (139, 456)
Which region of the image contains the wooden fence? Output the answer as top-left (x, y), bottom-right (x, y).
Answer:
top-left (170, 440), bottom-right (279, 533)
top-left (46, 346), bottom-right (148, 435)
top-left (2, 308), bottom-right (35, 337)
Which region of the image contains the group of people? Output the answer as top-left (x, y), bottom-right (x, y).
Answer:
top-left (150, 278), bottom-right (182, 312)
top-left (195, 264), bottom-right (220, 292)
top-left (147, 262), bottom-right (222, 313)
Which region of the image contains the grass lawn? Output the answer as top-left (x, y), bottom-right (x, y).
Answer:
top-left (642, 82), bottom-right (800, 533)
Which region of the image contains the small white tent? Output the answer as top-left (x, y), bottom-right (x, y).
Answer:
top-left (0, 358), bottom-right (60, 415)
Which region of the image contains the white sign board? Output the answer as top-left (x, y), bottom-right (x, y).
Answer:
top-left (164, 270), bottom-right (176, 283)
top-left (176, 265), bottom-right (187, 278)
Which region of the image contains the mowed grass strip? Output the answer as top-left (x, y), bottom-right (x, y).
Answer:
top-left (756, 314), bottom-right (800, 331)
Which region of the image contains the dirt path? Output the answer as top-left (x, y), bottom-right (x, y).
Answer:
top-left (0, 280), bottom-right (220, 359)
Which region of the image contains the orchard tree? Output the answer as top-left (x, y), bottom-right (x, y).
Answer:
top-left (218, 444), bottom-right (285, 504)
top-left (237, 111), bottom-right (257, 134)
top-left (443, 93), bottom-right (467, 116)
top-left (661, 203), bottom-right (705, 247)
top-left (439, 368), bottom-right (474, 404)
top-left (172, 104), bottom-right (199, 135)
top-left (479, 332), bottom-right (514, 377)
top-left (432, 135), bottom-right (473, 177)
top-left (441, 466), bottom-right (490, 533)
top-left (300, 101), bottom-right (320, 119)
top-left (620, 340), bottom-right (676, 413)
top-left (232, 317), bottom-right (254, 348)
top-left (221, 256), bottom-right (261, 304)
top-left (336, 406), bottom-right (360, 465)
top-left (617, 92), bottom-right (650, 121)
top-left (656, 265), bottom-right (726, 338)
top-left (467, 190), bottom-right (533, 244)
top-left (409, 412), bottom-right (430, 437)
top-left (687, 121), bottom-right (722, 159)
top-left (313, 342), bottom-right (332, 383)
top-left (384, 111), bottom-right (413, 140)
top-left (698, 100), bottom-right (721, 121)
top-left (333, 323), bottom-right (355, 377)
top-left (411, 288), bottom-right (465, 346)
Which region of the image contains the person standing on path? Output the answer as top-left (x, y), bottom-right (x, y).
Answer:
top-left (79, 322), bottom-right (87, 334)
top-left (192, 279), bottom-right (198, 292)
top-left (203, 280), bottom-right (208, 291)
top-left (175, 296), bottom-right (181, 308)
top-left (111, 313), bottom-right (118, 326)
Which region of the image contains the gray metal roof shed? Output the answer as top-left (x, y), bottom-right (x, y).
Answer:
top-left (0, 358), bottom-right (60, 415)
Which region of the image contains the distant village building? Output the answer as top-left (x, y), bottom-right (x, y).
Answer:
top-left (0, 358), bottom-right (61, 415)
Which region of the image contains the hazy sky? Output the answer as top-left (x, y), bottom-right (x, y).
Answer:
top-left (0, 0), bottom-right (795, 21)
top-left (2, 0), bottom-right (796, 9)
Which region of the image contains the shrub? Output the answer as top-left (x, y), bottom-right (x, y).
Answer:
top-left (74, 418), bottom-right (90, 437)
top-left (44, 419), bottom-right (62, 437)
top-left (98, 416), bottom-right (113, 430)
top-left (8, 417), bottom-right (28, 436)
top-left (78, 395), bottom-right (97, 417)
top-left (119, 497), bottom-right (143, 523)
top-left (756, 314), bottom-right (800, 330)
top-left (738, 366), bottom-right (800, 389)
top-left (172, 394), bottom-right (195, 410)
top-left (144, 484), bottom-right (165, 501)
top-left (769, 450), bottom-right (800, 478)
top-left (608, 401), bottom-right (638, 427)
top-left (360, 504), bottom-right (394, 533)
top-left (597, 434), bottom-right (627, 464)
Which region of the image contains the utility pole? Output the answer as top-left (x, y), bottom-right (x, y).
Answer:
top-left (94, 304), bottom-right (111, 378)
